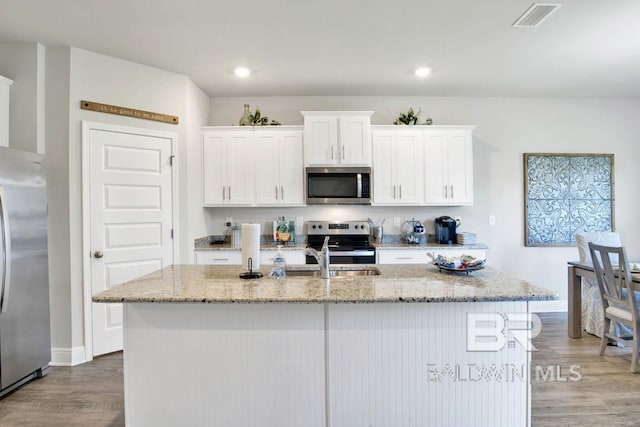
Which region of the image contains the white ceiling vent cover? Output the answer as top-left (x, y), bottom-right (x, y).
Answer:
top-left (513, 3), bottom-right (561, 27)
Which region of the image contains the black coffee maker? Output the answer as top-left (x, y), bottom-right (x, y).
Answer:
top-left (434, 216), bottom-right (460, 244)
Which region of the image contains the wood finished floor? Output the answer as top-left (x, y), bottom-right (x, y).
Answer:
top-left (0, 313), bottom-right (639, 426)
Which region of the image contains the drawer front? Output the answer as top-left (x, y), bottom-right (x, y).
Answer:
top-left (377, 250), bottom-right (427, 264)
top-left (194, 251), bottom-right (242, 265)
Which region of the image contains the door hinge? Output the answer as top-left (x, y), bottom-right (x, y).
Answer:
top-left (170, 229), bottom-right (174, 239)
top-left (169, 155), bottom-right (175, 166)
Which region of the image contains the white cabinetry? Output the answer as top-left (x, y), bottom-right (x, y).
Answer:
top-left (372, 128), bottom-right (423, 205)
top-left (302, 111), bottom-right (373, 166)
top-left (423, 127), bottom-right (474, 205)
top-left (194, 249), bottom-right (306, 266)
top-left (254, 130), bottom-right (304, 206)
top-left (202, 129), bottom-right (253, 206)
top-left (202, 127), bottom-right (304, 207)
top-left (378, 248), bottom-right (486, 264)
top-left (0, 75), bottom-right (12, 148)
top-left (194, 251), bottom-right (242, 265)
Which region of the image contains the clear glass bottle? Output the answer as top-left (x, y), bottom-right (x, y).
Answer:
top-left (231, 223), bottom-right (241, 248)
top-left (271, 245), bottom-right (287, 278)
top-left (238, 104), bottom-right (251, 126)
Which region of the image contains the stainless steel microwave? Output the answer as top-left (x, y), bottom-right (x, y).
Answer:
top-left (306, 167), bottom-right (371, 205)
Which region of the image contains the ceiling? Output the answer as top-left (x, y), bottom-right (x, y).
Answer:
top-left (1, 0), bottom-right (639, 97)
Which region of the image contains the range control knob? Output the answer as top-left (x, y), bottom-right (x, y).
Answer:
top-left (361, 224), bottom-right (366, 229)
top-left (312, 225), bottom-right (317, 230)
top-left (318, 225), bottom-right (323, 229)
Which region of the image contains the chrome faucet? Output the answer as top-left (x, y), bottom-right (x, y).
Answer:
top-left (304, 236), bottom-right (331, 279)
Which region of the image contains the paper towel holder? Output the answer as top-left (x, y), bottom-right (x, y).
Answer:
top-left (239, 257), bottom-right (263, 279)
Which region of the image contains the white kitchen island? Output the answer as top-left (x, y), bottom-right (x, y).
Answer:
top-left (93, 264), bottom-right (556, 427)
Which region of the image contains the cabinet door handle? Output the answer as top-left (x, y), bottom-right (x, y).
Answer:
top-left (213, 258), bottom-right (229, 261)
top-left (222, 186), bottom-right (226, 201)
top-left (393, 185), bottom-right (396, 199)
top-left (450, 185), bottom-right (454, 199)
top-left (228, 186), bottom-right (231, 200)
top-left (275, 185), bottom-right (279, 200)
top-left (444, 185), bottom-right (448, 198)
top-left (342, 146), bottom-right (345, 159)
top-left (399, 185), bottom-right (402, 199)
top-left (330, 146), bottom-right (334, 160)
top-left (281, 185), bottom-right (284, 200)
top-left (396, 257), bottom-right (412, 260)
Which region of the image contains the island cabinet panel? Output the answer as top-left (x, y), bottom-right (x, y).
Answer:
top-left (327, 301), bottom-right (530, 427)
top-left (124, 303), bottom-right (326, 427)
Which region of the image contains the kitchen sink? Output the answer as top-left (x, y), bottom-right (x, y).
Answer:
top-left (285, 267), bottom-right (381, 278)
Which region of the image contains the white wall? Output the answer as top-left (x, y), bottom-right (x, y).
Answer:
top-left (0, 42), bottom-right (45, 153)
top-left (39, 47), bottom-right (210, 361)
top-left (208, 96), bottom-right (640, 299)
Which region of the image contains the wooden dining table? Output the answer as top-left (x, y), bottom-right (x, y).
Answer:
top-left (567, 261), bottom-right (640, 338)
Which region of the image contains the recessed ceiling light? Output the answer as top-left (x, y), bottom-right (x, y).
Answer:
top-left (414, 67), bottom-right (431, 77)
top-left (234, 67), bottom-right (251, 78)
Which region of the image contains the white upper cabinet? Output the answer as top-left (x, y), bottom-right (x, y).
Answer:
top-left (301, 111), bottom-right (373, 166)
top-left (254, 130), bottom-right (304, 206)
top-left (0, 75), bottom-right (12, 148)
top-left (372, 129), bottom-right (424, 205)
top-left (423, 127), bottom-right (474, 205)
top-left (202, 129), bottom-right (254, 206)
top-left (202, 127), bottom-right (304, 207)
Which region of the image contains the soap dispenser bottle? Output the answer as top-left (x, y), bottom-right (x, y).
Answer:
top-left (271, 245), bottom-right (287, 278)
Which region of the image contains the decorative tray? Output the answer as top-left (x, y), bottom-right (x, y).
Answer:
top-left (434, 263), bottom-right (485, 275)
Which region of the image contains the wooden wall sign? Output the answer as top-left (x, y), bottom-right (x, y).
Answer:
top-left (80, 100), bottom-right (179, 124)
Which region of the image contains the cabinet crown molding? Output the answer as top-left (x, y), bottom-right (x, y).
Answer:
top-left (300, 111), bottom-right (374, 117)
top-left (202, 125), bottom-right (303, 132)
top-left (372, 124), bottom-right (476, 130)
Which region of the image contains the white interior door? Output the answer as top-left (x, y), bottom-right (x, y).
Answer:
top-left (85, 123), bottom-right (174, 357)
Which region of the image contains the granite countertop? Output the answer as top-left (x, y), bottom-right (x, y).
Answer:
top-left (194, 240), bottom-right (488, 252)
top-left (92, 264), bottom-right (556, 304)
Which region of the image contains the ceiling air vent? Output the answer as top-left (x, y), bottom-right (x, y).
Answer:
top-left (513, 3), bottom-right (561, 27)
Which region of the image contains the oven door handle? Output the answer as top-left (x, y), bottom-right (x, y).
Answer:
top-left (329, 250), bottom-right (375, 257)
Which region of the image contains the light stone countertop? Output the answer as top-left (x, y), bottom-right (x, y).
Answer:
top-left (92, 264), bottom-right (556, 304)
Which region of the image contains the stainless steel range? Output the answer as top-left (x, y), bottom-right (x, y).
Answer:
top-left (306, 220), bottom-right (376, 264)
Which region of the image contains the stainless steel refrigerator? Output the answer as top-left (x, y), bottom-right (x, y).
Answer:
top-left (0, 146), bottom-right (50, 397)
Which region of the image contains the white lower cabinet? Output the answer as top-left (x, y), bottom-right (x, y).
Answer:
top-left (378, 248), bottom-right (486, 264)
top-left (194, 251), bottom-right (243, 265)
top-left (195, 250), bottom-right (306, 266)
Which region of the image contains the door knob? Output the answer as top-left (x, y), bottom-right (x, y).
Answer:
top-left (93, 251), bottom-right (104, 259)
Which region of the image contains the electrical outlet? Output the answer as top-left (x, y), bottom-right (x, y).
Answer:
top-left (488, 215), bottom-right (496, 226)
top-left (393, 217), bottom-right (401, 227)
top-left (225, 217), bottom-right (233, 227)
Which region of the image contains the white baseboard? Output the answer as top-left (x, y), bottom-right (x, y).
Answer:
top-left (529, 299), bottom-right (567, 313)
top-left (50, 346), bottom-right (87, 366)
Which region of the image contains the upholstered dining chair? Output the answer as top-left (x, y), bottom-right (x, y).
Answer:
top-left (588, 243), bottom-right (639, 373)
top-left (575, 232), bottom-right (623, 337)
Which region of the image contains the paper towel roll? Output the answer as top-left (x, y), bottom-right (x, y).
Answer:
top-left (241, 223), bottom-right (261, 270)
